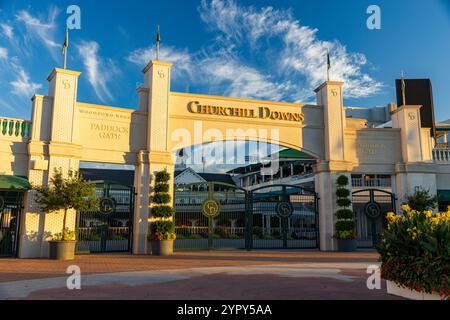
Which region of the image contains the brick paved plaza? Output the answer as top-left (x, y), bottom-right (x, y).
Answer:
top-left (0, 250), bottom-right (403, 300)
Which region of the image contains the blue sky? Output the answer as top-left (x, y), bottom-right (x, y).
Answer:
top-left (0, 0), bottom-right (450, 122)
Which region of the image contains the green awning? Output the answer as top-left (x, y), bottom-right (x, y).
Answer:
top-left (437, 190), bottom-right (450, 201)
top-left (0, 175), bottom-right (31, 190)
top-left (273, 149), bottom-right (315, 160)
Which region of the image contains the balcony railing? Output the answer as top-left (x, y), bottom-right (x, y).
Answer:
top-left (433, 148), bottom-right (450, 162)
top-left (0, 117), bottom-right (32, 139)
top-left (351, 177), bottom-right (391, 188)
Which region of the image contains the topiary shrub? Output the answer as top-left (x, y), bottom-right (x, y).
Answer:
top-left (148, 169), bottom-right (176, 241)
top-left (336, 209), bottom-right (354, 220)
top-left (334, 174), bottom-right (356, 240)
top-left (151, 205), bottom-right (175, 218)
top-left (337, 198), bottom-right (352, 207)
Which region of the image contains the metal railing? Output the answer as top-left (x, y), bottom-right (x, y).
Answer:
top-left (433, 148), bottom-right (450, 162)
top-left (0, 117), bottom-right (32, 139)
top-left (351, 177), bottom-right (391, 188)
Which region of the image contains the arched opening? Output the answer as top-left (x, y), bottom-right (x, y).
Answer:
top-left (172, 140), bottom-right (319, 250)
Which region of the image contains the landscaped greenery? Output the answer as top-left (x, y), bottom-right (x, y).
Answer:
top-left (377, 204), bottom-right (450, 298)
top-left (334, 175), bottom-right (356, 240)
top-left (34, 168), bottom-right (98, 241)
top-left (148, 170), bottom-right (176, 241)
top-left (406, 188), bottom-right (438, 212)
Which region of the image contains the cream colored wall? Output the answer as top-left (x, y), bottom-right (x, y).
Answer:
top-left (168, 92), bottom-right (324, 158)
top-left (344, 128), bottom-right (402, 171)
top-left (0, 126), bottom-right (29, 176)
top-left (74, 102), bottom-right (147, 164)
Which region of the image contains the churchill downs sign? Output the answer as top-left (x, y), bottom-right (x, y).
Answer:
top-left (187, 101), bottom-right (304, 122)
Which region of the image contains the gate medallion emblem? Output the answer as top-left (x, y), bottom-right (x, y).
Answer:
top-left (202, 199), bottom-right (220, 218)
top-left (364, 201), bottom-right (381, 219)
top-left (99, 197), bottom-right (116, 214)
top-left (276, 201), bottom-right (293, 218)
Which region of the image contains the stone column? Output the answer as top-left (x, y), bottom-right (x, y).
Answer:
top-left (132, 60), bottom-right (176, 254)
top-left (133, 151), bottom-right (150, 254)
top-left (19, 68), bottom-right (82, 258)
top-left (313, 81), bottom-right (352, 251)
top-left (391, 105), bottom-right (437, 212)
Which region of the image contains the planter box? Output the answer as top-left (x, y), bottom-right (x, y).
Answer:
top-left (337, 239), bottom-right (357, 252)
top-left (386, 280), bottom-right (443, 300)
top-left (149, 240), bottom-right (174, 256)
top-left (49, 240), bottom-right (76, 260)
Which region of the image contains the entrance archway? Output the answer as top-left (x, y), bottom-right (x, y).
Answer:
top-left (352, 189), bottom-right (396, 248)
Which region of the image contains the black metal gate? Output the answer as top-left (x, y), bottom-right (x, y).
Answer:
top-left (249, 185), bottom-right (319, 249)
top-left (174, 182), bottom-right (319, 250)
top-left (76, 182), bottom-right (135, 253)
top-left (174, 182), bottom-right (247, 250)
top-left (0, 191), bottom-right (23, 257)
top-left (352, 188), bottom-right (396, 248)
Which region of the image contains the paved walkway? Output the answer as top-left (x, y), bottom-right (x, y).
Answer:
top-left (0, 250), bottom-right (402, 300)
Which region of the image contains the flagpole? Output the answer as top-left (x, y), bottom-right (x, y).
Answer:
top-left (326, 49), bottom-right (330, 81)
top-left (156, 25), bottom-right (160, 61)
top-left (62, 28), bottom-right (69, 69)
top-left (327, 64), bottom-right (330, 82)
top-left (401, 70), bottom-right (406, 106)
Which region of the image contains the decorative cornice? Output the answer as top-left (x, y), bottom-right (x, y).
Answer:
top-left (47, 68), bottom-right (81, 81)
top-left (314, 81), bottom-right (344, 93)
top-left (142, 60), bottom-right (173, 74)
top-left (390, 105), bottom-right (422, 115)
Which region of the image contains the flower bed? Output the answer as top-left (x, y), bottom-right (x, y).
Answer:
top-left (377, 205), bottom-right (450, 299)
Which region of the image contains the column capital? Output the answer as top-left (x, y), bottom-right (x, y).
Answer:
top-left (142, 60), bottom-right (173, 74)
top-left (313, 81), bottom-right (344, 93)
top-left (47, 68), bottom-right (81, 82)
top-left (149, 150), bottom-right (176, 166)
top-left (390, 104), bottom-right (422, 115)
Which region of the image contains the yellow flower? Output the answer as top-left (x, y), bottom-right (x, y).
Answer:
top-left (401, 204), bottom-right (411, 212)
top-left (386, 212), bottom-right (395, 221)
top-left (425, 210), bottom-right (433, 218)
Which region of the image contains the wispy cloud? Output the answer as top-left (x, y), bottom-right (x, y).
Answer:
top-left (199, 50), bottom-right (292, 100)
top-left (10, 67), bottom-right (42, 98)
top-left (0, 23), bottom-right (14, 40)
top-left (127, 0), bottom-right (382, 102)
top-left (15, 6), bottom-right (61, 60)
top-left (198, 0), bottom-right (383, 101)
top-left (0, 47), bottom-right (8, 60)
top-left (77, 40), bottom-right (116, 103)
top-left (127, 45), bottom-right (193, 79)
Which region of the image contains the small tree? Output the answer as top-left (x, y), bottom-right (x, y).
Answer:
top-left (334, 175), bottom-right (356, 240)
top-left (406, 188), bottom-right (438, 212)
top-left (149, 169), bottom-right (176, 240)
top-left (34, 168), bottom-right (98, 240)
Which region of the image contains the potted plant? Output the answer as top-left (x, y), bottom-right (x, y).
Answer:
top-left (148, 169), bottom-right (176, 256)
top-left (334, 175), bottom-right (357, 252)
top-left (378, 205), bottom-right (450, 299)
top-left (34, 168), bottom-right (98, 260)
